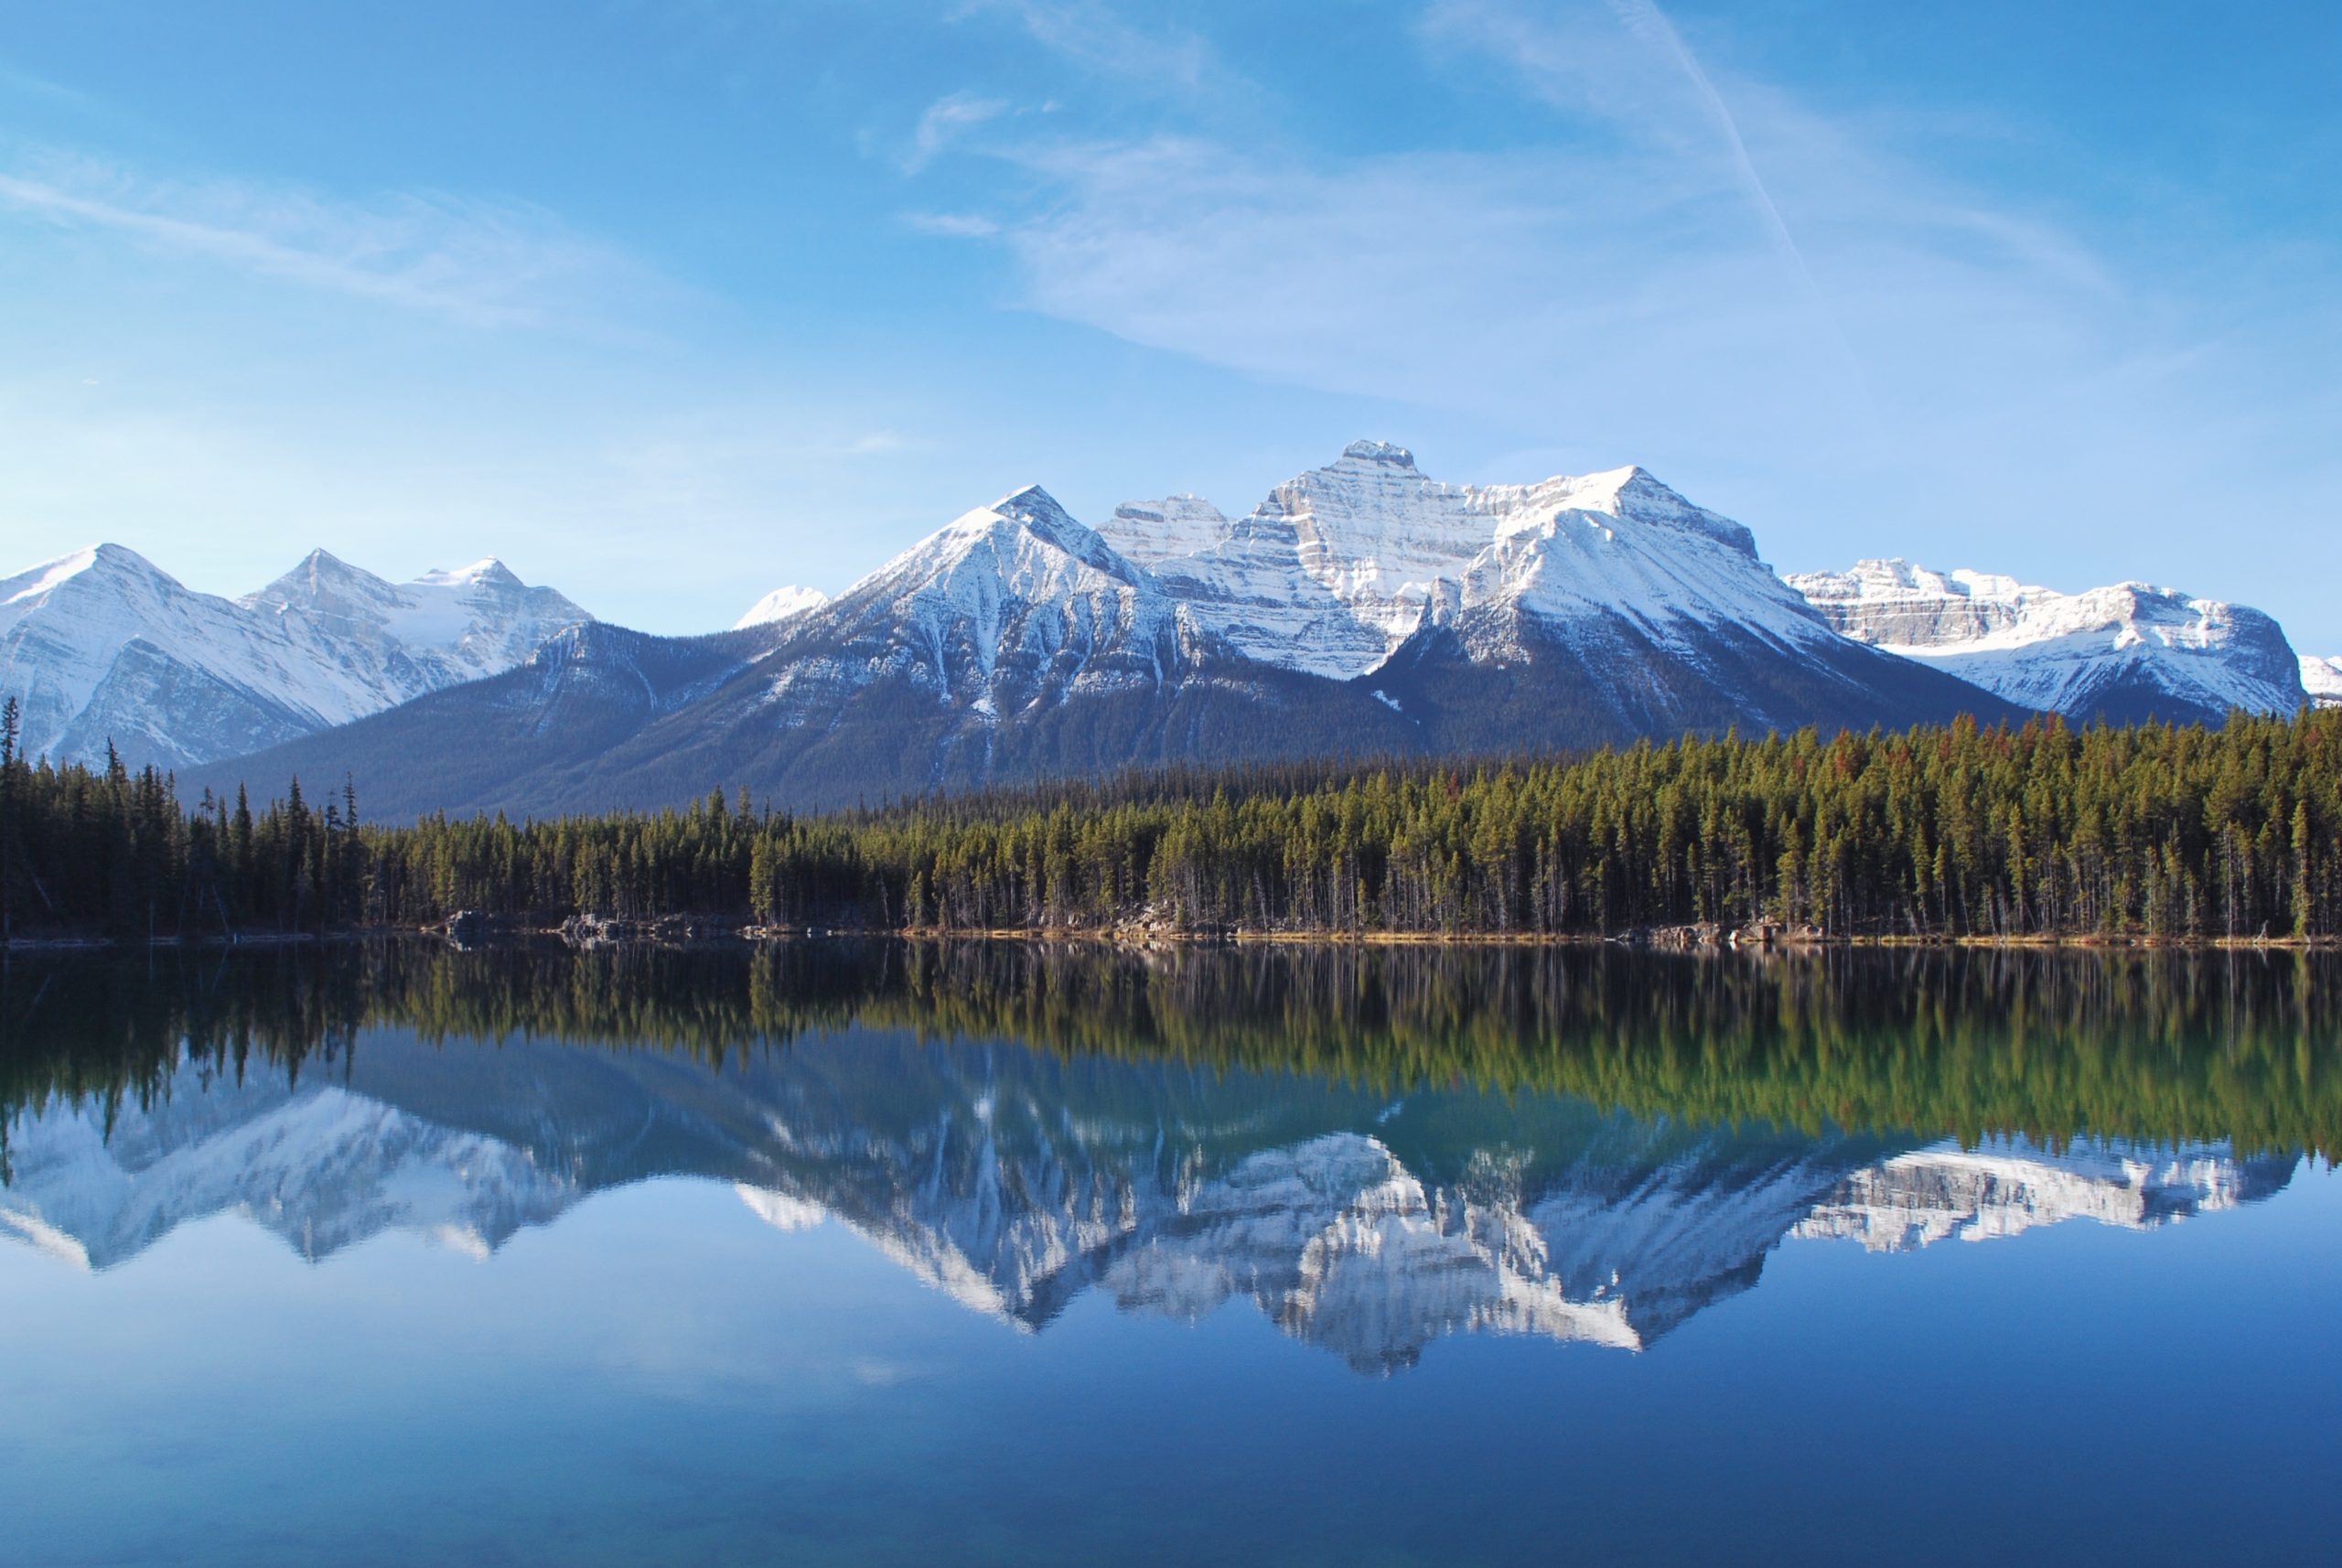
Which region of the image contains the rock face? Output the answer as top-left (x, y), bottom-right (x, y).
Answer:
top-left (0, 1027), bottom-right (2292, 1372)
top-left (1787, 558), bottom-right (2308, 727)
top-left (0, 543), bottom-right (590, 770)
top-left (188, 450), bottom-right (2022, 816)
top-left (2304, 656), bottom-right (2342, 711)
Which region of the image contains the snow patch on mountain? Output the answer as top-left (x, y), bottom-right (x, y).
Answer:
top-left (1787, 558), bottom-right (2305, 723)
top-left (2304, 655), bottom-right (2342, 710)
top-left (734, 585), bottom-right (831, 630)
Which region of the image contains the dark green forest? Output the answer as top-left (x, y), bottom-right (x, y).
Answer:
top-left (5, 695), bottom-right (2339, 941)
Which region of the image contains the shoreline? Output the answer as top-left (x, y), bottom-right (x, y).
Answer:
top-left (6, 926), bottom-right (2334, 954)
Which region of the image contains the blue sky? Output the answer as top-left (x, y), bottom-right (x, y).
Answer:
top-left (2, 0), bottom-right (2337, 649)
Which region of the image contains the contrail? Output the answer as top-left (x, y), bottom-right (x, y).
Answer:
top-left (1605, 0), bottom-right (1872, 411)
top-left (1604, 0), bottom-right (1815, 295)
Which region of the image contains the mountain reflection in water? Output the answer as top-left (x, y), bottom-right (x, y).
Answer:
top-left (0, 941), bottom-right (2325, 1373)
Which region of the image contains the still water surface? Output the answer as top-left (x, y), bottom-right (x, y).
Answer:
top-left (2, 942), bottom-right (2337, 1566)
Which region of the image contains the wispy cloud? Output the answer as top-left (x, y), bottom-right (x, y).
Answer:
top-left (953, 0), bottom-right (1219, 92)
top-left (901, 210), bottom-right (1003, 238)
top-left (0, 150), bottom-right (641, 326)
top-left (0, 65), bottom-right (99, 110)
top-left (904, 92), bottom-right (1011, 173)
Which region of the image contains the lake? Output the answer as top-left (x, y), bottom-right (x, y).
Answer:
top-left (2, 941), bottom-right (2337, 1566)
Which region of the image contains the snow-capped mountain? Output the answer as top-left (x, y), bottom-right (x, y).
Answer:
top-left (1104, 442), bottom-right (1822, 682)
top-left (734, 585), bottom-right (830, 629)
top-left (2304, 655), bottom-right (2342, 711)
top-left (26, 445), bottom-right (2332, 813)
top-left (0, 1026), bottom-right (2294, 1371)
top-left (0, 543), bottom-right (590, 770)
top-left (192, 481), bottom-right (1424, 814)
top-left (1103, 443), bottom-right (2025, 752)
top-left (1786, 558), bottom-right (2306, 727)
top-left (189, 449), bottom-right (2017, 816)
top-left (766, 484), bottom-right (1199, 718)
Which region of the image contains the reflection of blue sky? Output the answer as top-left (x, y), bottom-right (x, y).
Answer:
top-left (3, 1160), bottom-right (2339, 1567)
top-left (2, 2), bottom-right (2337, 653)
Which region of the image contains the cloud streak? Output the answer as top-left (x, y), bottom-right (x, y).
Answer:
top-left (954, 0), bottom-right (1219, 92)
top-left (904, 92), bottom-right (1011, 173)
top-left (0, 152), bottom-right (639, 326)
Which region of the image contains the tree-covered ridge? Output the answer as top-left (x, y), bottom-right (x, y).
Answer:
top-left (4, 699), bottom-right (2339, 940)
top-left (5, 943), bottom-right (2337, 1165)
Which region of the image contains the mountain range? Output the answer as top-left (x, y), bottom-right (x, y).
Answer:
top-left (5, 442), bottom-right (2326, 817)
top-left (0, 1023), bottom-right (2291, 1373)
top-left (0, 543), bottom-right (588, 772)
top-left (1786, 558), bottom-right (2310, 726)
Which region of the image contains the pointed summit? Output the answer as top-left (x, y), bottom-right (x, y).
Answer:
top-left (243, 549), bottom-right (400, 618)
top-left (993, 483), bottom-right (1080, 531)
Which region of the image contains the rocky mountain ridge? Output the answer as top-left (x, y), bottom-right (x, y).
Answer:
top-left (17, 444), bottom-right (2324, 812)
top-left (0, 542), bottom-right (589, 770)
top-left (179, 447), bottom-right (2022, 815)
top-left (1787, 557), bottom-right (2308, 726)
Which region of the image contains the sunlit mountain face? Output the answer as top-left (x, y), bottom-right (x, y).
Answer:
top-left (2, 943), bottom-right (2319, 1374)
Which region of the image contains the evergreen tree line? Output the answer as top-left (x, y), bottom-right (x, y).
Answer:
top-left (5, 698), bottom-right (2340, 941)
top-left (0, 697), bottom-right (361, 942)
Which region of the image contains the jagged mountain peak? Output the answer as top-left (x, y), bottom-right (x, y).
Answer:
top-left (1338, 438), bottom-right (1417, 468)
top-left (244, 548), bottom-right (396, 613)
top-left (984, 485), bottom-right (1115, 562)
top-left (849, 485), bottom-right (1146, 612)
top-left (0, 535), bottom-right (592, 772)
top-left (1104, 446), bottom-right (1812, 682)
